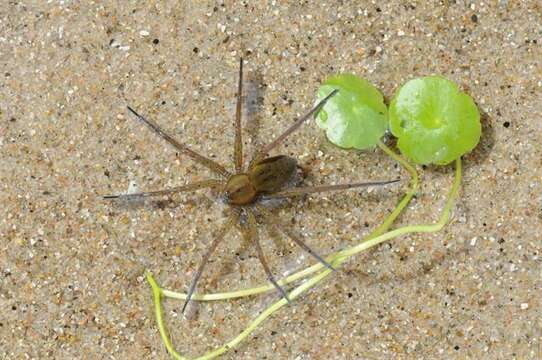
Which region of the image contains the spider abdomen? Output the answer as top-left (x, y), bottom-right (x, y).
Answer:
top-left (249, 155), bottom-right (297, 193)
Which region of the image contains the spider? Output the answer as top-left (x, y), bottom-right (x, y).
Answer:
top-left (104, 59), bottom-right (398, 313)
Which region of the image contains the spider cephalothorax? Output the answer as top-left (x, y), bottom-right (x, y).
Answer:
top-left (105, 58), bottom-right (398, 313)
top-left (224, 155), bottom-right (296, 205)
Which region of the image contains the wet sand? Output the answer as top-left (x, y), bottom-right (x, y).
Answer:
top-left (1, 1), bottom-right (541, 359)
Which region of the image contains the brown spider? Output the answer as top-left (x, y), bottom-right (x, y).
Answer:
top-left (105, 59), bottom-right (398, 313)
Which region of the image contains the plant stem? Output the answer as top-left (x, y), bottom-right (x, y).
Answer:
top-left (194, 269), bottom-right (331, 360)
top-left (334, 158), bottom-right (460, 261)
top-left (370, 140), bottom-right (419, 238)
top-left (146, 272), bottom-right (185, 360)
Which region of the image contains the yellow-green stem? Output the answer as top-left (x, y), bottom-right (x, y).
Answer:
top-left (146, 272), bottom-right (185, 360)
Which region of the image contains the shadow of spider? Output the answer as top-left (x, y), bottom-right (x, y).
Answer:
top-left (105, 58), bottom-right (398, 313)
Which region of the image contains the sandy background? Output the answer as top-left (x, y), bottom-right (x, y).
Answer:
top-left (1, 1), bottom-right (541, 359)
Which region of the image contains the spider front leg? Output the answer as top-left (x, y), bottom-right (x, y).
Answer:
top-left (126, 106), bottom-right (231, 178)
top-left (241, 209), bottom-right (290, 302)
top-left (103, 179), bottom-right (223, 200)
top-left (234, 57), bottom-right (244, 173)
top-left (250, 89), bottom-right (339, 166)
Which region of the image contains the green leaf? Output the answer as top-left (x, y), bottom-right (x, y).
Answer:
top-left (315, 74), bottom-right (388, 150)
top-left (389, 76), bottom-right (481, 165)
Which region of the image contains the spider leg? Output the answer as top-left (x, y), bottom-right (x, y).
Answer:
top-left (262, 179), bottom-right (400, 200)
top-left (234, 57), bottom-right (244, 173)
top-left (242, 209), bottom-right (290, 302)
top-left (181, 214), bottom-right (236, 314)
top-left (126, 106), bottom-right (231, 178)
top-left (250, 89), bottom-right (338, 166)
top-left (255, 204), bottom-right (333, 270)
top-left (103, 179), bottom-right (223, 200)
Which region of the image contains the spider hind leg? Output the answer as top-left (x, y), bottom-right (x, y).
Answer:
top-left (242, 209), bottom-right (290, 302)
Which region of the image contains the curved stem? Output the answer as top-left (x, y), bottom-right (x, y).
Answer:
top-left (370, 140), bottom-right (419, 238)
top-left (146, 272), bottom-right (185, 360)
top-left (194, 269), bottom-right (332, 360)
top-left (334, 157), bottom-right (460, 261)
top-left (161, 141), bottom-right (419, 301)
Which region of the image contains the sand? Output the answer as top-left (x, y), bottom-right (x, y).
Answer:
top-left (1, 1), bottom-right (541, 359)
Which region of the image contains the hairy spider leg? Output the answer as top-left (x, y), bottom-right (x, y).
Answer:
top-left (103, 179), bottom-right (224, 200)
top-left (234, 57), bottom-right (244, 173)
top-left (254, 204), bottom-right (334, 270)
top-left (181, 215), bottom-right (237, 314)
top-left (250, 89), bottom-right (339, 166)
top-left (243, 209), bottom-right (290, 302)
top-left (126, 106), bottom-right (231, 178)
top-left (262, 179), bottom-right (400, 200)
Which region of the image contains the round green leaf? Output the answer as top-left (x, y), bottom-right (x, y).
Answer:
top-left (315, 74), bottom-right (388, 149)
top-left (389, 76), bottom-right (481, 165)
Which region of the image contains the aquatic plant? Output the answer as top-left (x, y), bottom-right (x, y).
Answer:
top-left (389, 76), bottom-right (480, 165)
top-left (315, 74), bottom-right (388, 149)
top-left (144, 72), bottom-right (480, 359)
